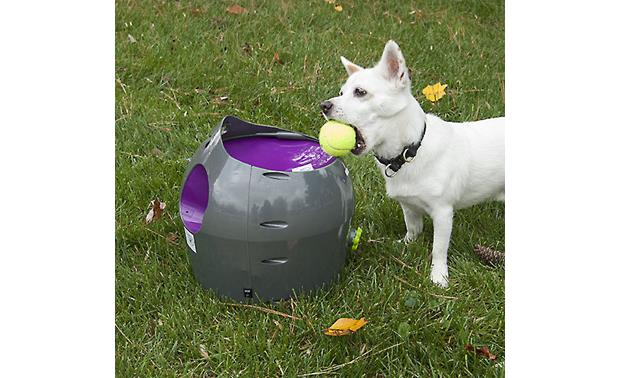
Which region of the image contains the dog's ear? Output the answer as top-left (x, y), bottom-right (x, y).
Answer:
top-left (378, 40), bottom-right (410, 88)
top-left (340, 56), bottom-right (363, 76)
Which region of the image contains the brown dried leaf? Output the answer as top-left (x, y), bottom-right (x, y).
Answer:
top-left (166, 233), bottom-right (179, 244)
top-left (199, 344), bottom-right (209, 360)
top-left (243, 42), bottom-right (253, 55)
top-left (190, 7), bottom-right (208, 16)
top-left (226, 4), bottom-right (247, 15)
top-left (476, 346), bottom-right (497, 361)
top-left (273, 51), bottom-right (284, 65)
top-left (151, 147), bottom-right (162, 157)
top-left (145, 199), bottom-right (166, 224)
top-left (465, 344), bottom-right (497, 361)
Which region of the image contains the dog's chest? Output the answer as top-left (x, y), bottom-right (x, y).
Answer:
top-left (383, 169), bottom-right (439, 212)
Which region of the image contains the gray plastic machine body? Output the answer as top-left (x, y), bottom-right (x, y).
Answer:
top-left (179, 116), bottom-right (355, 301)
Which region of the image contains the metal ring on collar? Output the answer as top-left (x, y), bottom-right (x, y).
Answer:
top-left (384, 164), bottom-right (397, 177)
top-left (402, 148), bottom-right (414, 162)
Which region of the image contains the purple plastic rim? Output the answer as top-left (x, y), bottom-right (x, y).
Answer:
top-left (180, 164), bottom-right (209, 233)
top-left (223, 136), bottom-right (335, 172)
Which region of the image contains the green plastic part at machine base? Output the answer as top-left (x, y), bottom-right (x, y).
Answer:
top-left (351, 227), bottom-right (362, 252)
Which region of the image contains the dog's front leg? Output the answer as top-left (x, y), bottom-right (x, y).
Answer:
top-left (429, 206), bottom-right (453, 287)
top-left (400, 203), bottom-right (423, 243)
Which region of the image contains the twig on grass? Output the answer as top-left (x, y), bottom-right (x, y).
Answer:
top-left (395, 275), bottom-right (415, 289)
top-left (390, 255), bottom-right (413, 269)
top-left (366, 237), bottom-right (389, 244)
top-left (429, 292), bottom-right (459, 300)
top-left (225, 303), bottom-right (302, 321)
top-left (161, 89), bottom-right (182, 110)
top-left (143, 227), bottom-right (178, 245)
top-left (299, 341), bottom-right (405, 376)
top-left (120, 151), bottom-right (146, 159)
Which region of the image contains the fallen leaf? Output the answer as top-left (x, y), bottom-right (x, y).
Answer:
top-left (273, 52), bottom-right (284, 65)
top-left (151, 147), bottom-right (162, 157)
top-left (145, 199), bottom-right (166, 224)
top-left (127, 34), bottom-right (137, 43)
top-left (226, 4), bottom-right (247, 15)
top-left (465, 344), bottom-right (497, 361)
top-left (477, 346), bottom-right (497, 361)
top-left (334, 4), bottom-right (343, 12)
top-left (324, 317), bottom-right (368, 336)
top-left (242, 42), bottom-right (253, 55)
top-left (191, 7), bottom-right (208, 16)
top-left (166, 233), bottom-right (179, 244)
top-left (324, 0), bottom-right (335, 3)
top-left (199, 344), bottom-right (209, 360)
top-left (422, 82), bottom-right (448, 102)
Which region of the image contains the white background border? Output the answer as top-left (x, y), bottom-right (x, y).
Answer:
top-left (1, 1), bottom-right (619, 376)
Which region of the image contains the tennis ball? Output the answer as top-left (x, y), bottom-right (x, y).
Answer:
top-left (319, 121), bottom-right (356, 157)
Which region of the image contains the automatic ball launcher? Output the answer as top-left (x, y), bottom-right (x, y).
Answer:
top-left (179, 116), bottom-right (361, 302)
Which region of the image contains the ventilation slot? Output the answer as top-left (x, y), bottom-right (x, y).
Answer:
top-left (261, 257), bottom-right (289, 265)
top-left (262, 172), bottom-right (290, 180)
top-left (259, 221), bottom-right (288, 229)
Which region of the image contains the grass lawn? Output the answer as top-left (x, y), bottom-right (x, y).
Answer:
top-left (116, 1), bottom-right (504, 376)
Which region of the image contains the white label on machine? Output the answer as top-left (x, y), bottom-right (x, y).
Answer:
top-left (292, 163), bottom-right (314, 172)
top-left (184, 228), bottom-right (196, 253)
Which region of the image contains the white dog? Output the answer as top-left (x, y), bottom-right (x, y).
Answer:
top-left (320, 40), bottom-right (504, 287)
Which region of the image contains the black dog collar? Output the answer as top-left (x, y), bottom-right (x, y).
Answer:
top-left (374, 119), bottom-right (427, 177)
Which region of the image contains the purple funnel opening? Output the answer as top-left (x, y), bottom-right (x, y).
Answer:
top-left (223, 136), bottom-right (335, 172)
top-left (180, 164), bottom-right (209, 233)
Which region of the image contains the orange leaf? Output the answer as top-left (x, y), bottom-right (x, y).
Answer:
top-left (226, 4), bottom-right (247, 15)
top-left (324, 317), bottom-right (368, 336)
top-left (273, 52), bottom-right (283, 65)
top-left (465, 344), bottom-right (497, 361)
top-left (476, 346), bottom-right (497, 361)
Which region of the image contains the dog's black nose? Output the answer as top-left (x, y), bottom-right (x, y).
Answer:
top-left (320, 101), bottom-right (333, 114)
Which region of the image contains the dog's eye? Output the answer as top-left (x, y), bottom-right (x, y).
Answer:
top-left (354, 88), bottom-right (367, 97)
top-left (339, 90), bottom-right (343, 96)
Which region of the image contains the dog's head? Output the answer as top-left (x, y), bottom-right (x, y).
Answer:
top-left (320, 40), bottom-right (414, 156)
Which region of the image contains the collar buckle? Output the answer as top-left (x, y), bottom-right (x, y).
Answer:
top-left (384, 164), bottom-right (397, 177)
top-left (402, 148), bottom-right (414, 162)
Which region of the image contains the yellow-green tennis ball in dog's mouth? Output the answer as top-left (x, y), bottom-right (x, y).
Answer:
top-left (319, 121), bottom-right (356, 157)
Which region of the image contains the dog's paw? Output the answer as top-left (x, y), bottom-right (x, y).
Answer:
top-left (400, 231), bottom-right (417, 244)
top-left (430, 264), bottom-right (449, 288)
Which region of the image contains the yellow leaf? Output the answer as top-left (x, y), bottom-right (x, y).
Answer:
top-left (324, 0), bottom-right (336, 3)
top-left (422, 82), bottom-right (448, 102)
top-left (334, 5), bottom-right (343, 12)
top-left (324, 317), bottom-right (368, 336)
